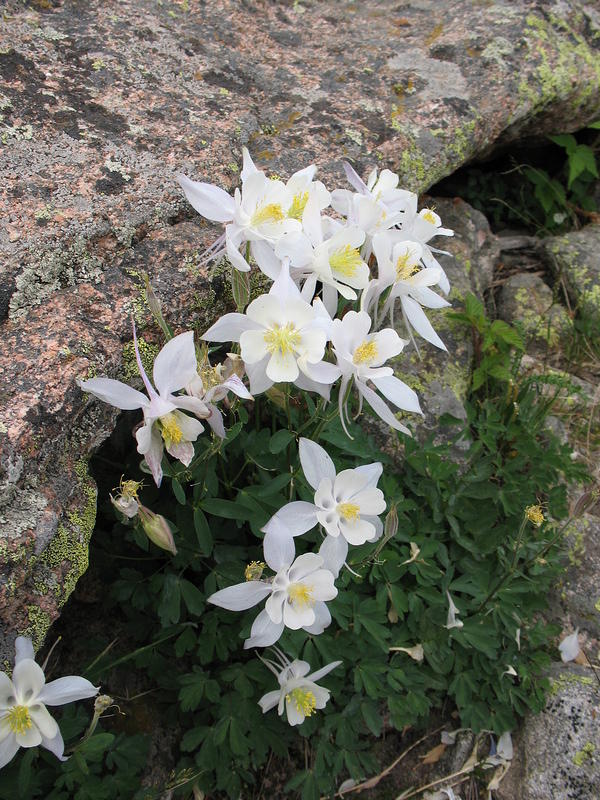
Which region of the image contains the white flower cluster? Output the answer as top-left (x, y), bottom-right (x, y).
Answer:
top-left (77, 150), bottom-right (454, 727)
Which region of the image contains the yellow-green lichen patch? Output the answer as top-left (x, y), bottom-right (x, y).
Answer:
top-left (573, 742), bottom-right (595, 767)
top-left (121, 338), bottom-right (160, 382)
top-left (25, 606), bottom-right (53, 652)
top-left (549, 671), bottom-right (594, 696)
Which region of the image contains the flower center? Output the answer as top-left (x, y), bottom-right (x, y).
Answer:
top-left (264, 323), bottom-right (302, 357)
top-left (421, 208), bottom-right (438, 225)
top-left (337, 502), bottom-right (361, 521)
top-left (159, 413), bottom-right (183, 446)
top-left (288, 191), bottom-right (309, 220)
top-left (286, 687), bottom-right (317, 716)
top-left (329, 245), bottom-right (363, 278)
top-left (251, 202), bottom-right (285, 226)
top-left (7, 705), bottom-right (32, 735)
top-left (245, 561), bottom-right (266, 581)
top-left (396, 253), bottom-right (419, 281)
top-left (120, 478), bottom-right (142, 500)
top-left (288, 583), bottom-right (314, 608)
top-left (353, 340), bottom-right (378, 365)
top-left (525, 505), bottom-right (544, 527)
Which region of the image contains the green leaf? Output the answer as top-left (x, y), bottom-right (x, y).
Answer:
top-left (269, 429), bottom-right (295, 454)
top-left (18, 748), bottom-right (35, 797)
top-left (158, 574), bottom-right (181, 626)
top-left (193, 508), bottom-right (213, 554)
top-left (180, 579), bottom-right (205, 616)
top-left (549, 133), bottom-right (577, 154)
top-left (587, 120), bottom-right (600, 129)
top-left (231, 268), bottom-right (250, 311)
top-left (567, 144), bottom-right (598, 188)
top-left (200, 498), bottom-right (253, 521)
top-left (172, 478), bottom-right (186, 505)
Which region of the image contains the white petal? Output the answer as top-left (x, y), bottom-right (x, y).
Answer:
top-left (12, 660), bottom-right (45, 704)
top-left (343, 162), bottom-right (369, 195)
top-left (401, 296), bottom-right (447, 350)
top-left (207, 581), bottom-right (271, 611)
top-left (307, 660), bottom-right (342, 683)
top-left (354, 487), bottom-right (386, 515)
top-left (299, 438), bottom-right (336, 490)
top-left (285, 696), bottom-right (305, 726)
top-left (77, 378), bottom-right (148, 410)
top-left (558, 630), bottom-right (580, 662)
top-left (276, 231), bottom-right (314, 268)
top-left (333, 469), bottom-right (370, 502)
top-left (283, 601), bottom-right (315, 630)
top-left (41, 728), bottom-right (66, 761)
top-left (372, 328), bottom-right (406, 363)
top-left (202, 313), bottom-right (258, 343)
top-left (356, 380), bottom-right (411, 434)
top-left (319, 535), bottom-right (348, 578)
top-left (303, 600), bottom-right (332, 635)
top-left (266, 350), bottom-right (299, 383)
top-left (226, 228), bottom-right (251, 272)
top-left (293, 371), bottom-right (332, 400)
top-left (14, 637), bottom-right (34, 664)
top-left (263, 502), bottom-right (318, 538)
top-left (251, 239), bottom-right (282, 280)
top-left (205, 405), bottom-right (226, 438)
top-left (288, 552), bottom-right (324, 582)
top-left (38, 677), bottom-right (99, 707)
top-left (308, 570), bottom-right (337, 601)
top-left (263, 525), bottom-right (296, 572)
top-left (496, 731), bottom-right (513, 761)
top-left (177, 174), bottom-right (235, 222)
top-left (0, 732), bottom-right (19, 768)
top-left (152, 332), bottom-right (198, 396)
top-left (354, 462), bottom-right (383, 488)
top-left (300, 359), bottom-right (342, 385)
top-left (339, 517), bottom-right (375, 545)
top-left (16, 724), bottom-right (42, 748)
top-left (372, 375), bottom-right (422, 414)
top-left (28, 703), bottom-right (59, 738)
top-left (244, 609), bottom-right (285, 649)
top-left (0, 675), bottom-right (15, 710)
top-left (258, 690), bottom-right (282, 713)
top-left (245, 358), bottom-right (274, 395)
top-left (241, 147), bottom-right (259, 181)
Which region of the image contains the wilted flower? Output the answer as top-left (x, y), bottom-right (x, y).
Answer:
top-left (110, 477), bottom-right (143, 519)
top-left (78, 326), bottom-right (205, 487)
top-left (389, 643), bottom-right (424, 662)
top-left (485, 731), bottom-right (513, 766)
top-left (258, 649), bottom-right (341, 726)
top-left (0, 637), bottom-right (98, 768)
top-left (445, 591), bottom-right (463, 629)
top-left (558, 629), bottom-right (580, 662)
top-left (525, 504), bottom-right (544, 527)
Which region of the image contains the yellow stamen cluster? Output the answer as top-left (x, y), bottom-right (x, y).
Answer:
top-left (245, 561), bottom-right (266, 581)
top-left (396, 253), bottom-right (419, 281)
top-left (251, 203), bottom-right (285, 226)
top-left (264, 323), bottom-right (301, 357)
top-left (421, 209), bottom-right (438, 225)
top-left (288, 583), bottom-right (314, 608)
top-left (525, 505), bottom-right (544, 527)
top-left (337, 502), bottom-right (361, 522)
top-left (353, 340), bottom-right (378, 365)
top-left (286, 687), bottom-right (317, 716)
top-left (288, 191), bottom-right (309, 220)
top-left (119, 478), bottom-right (142, 500)
top-left (159, 413), bottom-right (183, 446)
top-left (329, 245), bottom-right (363, 278)
top-left (7, 705), bottom-right (32, 735)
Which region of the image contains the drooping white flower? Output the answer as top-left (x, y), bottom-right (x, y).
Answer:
top-left (445, 591), bottom-right (463, 629)
top-left (110, 478), bottom-right (143, 519)
top-left (78, 326), bottom-right (204, 487)
top-left (0, 637), bottom-right (98, 768)
top-left (263, 438), bottom-right (385, 577)
top-left (340, 162), bottom-right (416, 214)
top-left (258, 649), bottom-right (341, 726)
top-left (485, 731), bottom-right (513, 766)
top-left (186, 353), bottom-right (252, 438)
top-left (207, 536), bottom-right (337, 649)
top-left (201, 260), bottom-right (340, 395)
top-left (329, 310), bottom-right (421, 436)
top-left (363, 232), bottom-right (450, 350)
top-left (558, 629), bottom-right (580, 662)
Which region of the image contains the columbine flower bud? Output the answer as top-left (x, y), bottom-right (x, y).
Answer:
top-left (384, 504), bottom-right (399, 541)
top-left (524, 504), bottom-right (544, 527)
top-left (245, 561), bottom-right (266, 581)
top-left (138, 506), bottom-right (177, 555)
top-left (571, 488), bottom-right (599, 518)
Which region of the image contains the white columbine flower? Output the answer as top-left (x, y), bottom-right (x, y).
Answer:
top-left (340, 162), bottom-right (415, 214)
top-left (445, 591), bottom-right (463, 629)
top-left (274, 194), bottom-right (370, 315)
top-left (78, 326), bottom-right (205, 487)
top-left (186, 355), bottom-right (252, 438)
top-left (207, 536), bottom-right (337, 649)
top-left (363, 232), bottom-right (450, 350)
top-left (330, 310), bottom-right (421, 436)
top-left (263, 438), bottom-right (385, 577)
top-left (558, 629), bottom-right (580, 662)
top-left (0, 636), bottom-right (98, 768)
top-left (391, 196), bottom-right (454, 294)
top-left (201, 260), bottom-right (340, 396)
top-left (258, 650), bottom-right (341, 726)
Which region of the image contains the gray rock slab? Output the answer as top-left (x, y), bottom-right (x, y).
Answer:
top-left (497, 663), bottom-right (600, 800)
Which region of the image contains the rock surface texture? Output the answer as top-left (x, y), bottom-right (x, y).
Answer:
top-left (497, 663), bottom-right (600, 800)
top-left (541, 225), bottom-right (600, 324)
top-left (2, 0), bottom-right (600, 662)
